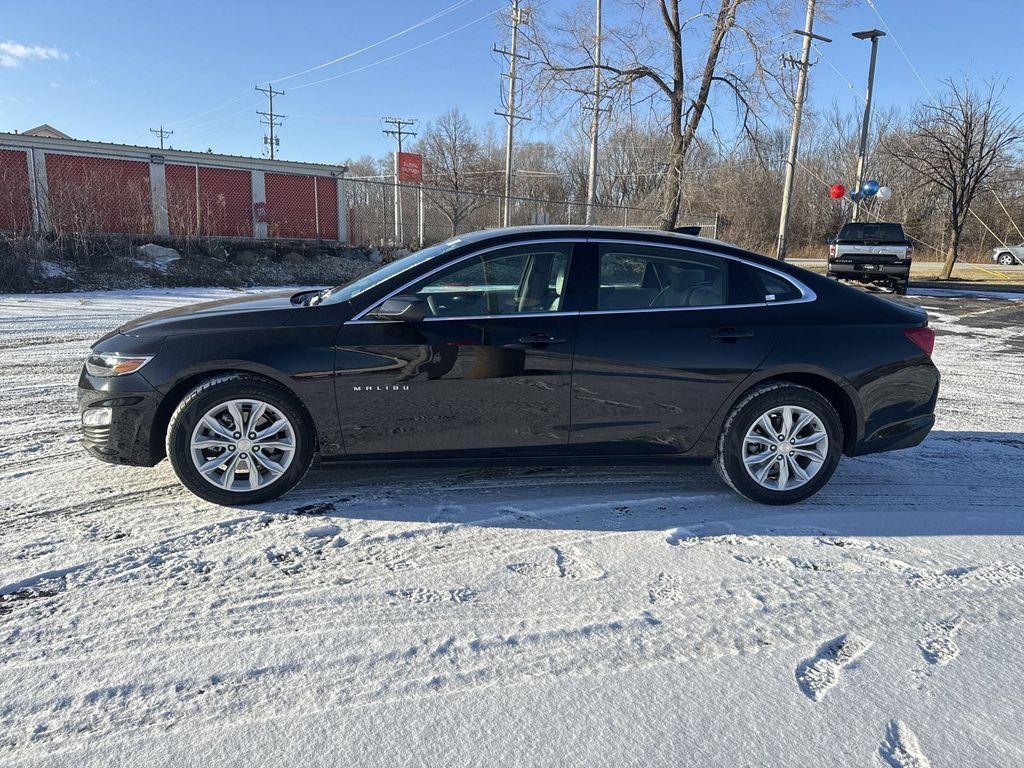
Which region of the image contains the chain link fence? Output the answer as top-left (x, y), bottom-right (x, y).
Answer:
top-left (345, 177), bottom-right (719, 248)
top-left (0, 134), bottom-right (718, 250)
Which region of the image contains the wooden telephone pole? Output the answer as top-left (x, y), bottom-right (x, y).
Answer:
top-left (776, 0), bottom-right (830, 260)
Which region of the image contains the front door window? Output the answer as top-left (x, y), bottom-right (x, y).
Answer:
top-left (409, 245), bottom-right (571, 318)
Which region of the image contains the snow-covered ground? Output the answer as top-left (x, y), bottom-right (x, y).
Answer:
top-left (1, 287), bottom-right (1022, 767)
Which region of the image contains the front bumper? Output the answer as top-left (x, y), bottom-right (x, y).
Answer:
top-left (77, 369), bottom-right (163, 466)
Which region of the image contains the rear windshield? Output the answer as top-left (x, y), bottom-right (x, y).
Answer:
top-left (837, 223), bottom-right (906, 243)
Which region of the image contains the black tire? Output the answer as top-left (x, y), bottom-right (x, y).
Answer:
top-left (895, 279), bottom-right (909, 295)
top-left (997, 252), bottom-right (1016, 266)
top-left (166, 373), bottom-right (315, 505)
top-left (714, 383), bottom-right (844, 505)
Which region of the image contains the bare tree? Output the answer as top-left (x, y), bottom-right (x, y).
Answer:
top-left (416, 109), bottom-right (498, 236)
top-left (524, 0), bottom-right (789, 230)
top-left (890, 79), bottom-right (1022, 278)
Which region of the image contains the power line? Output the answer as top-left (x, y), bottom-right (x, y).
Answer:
top-left (165, 91), bottom-right (252, 128)
top-left (494, 0), bottom-right (530, 227)
top-left (863, 0), bottom-right (1020, 243)
top-left (267, 0), bottom-right (480, 85)
top-left (172, 101), bottom-right (261, 149)
top-left (255, 84), bottom-right (285, 160)
top-left (863, 0), bottom-right (933, 99)
top-left (158, 3), bottom-right (489, 139)
top-left (814, 38), bottom-right (1015, 248)
top-left (291, 9), bottom-right (501, 92)
top-left (149, 125), bottom-right (173, 149)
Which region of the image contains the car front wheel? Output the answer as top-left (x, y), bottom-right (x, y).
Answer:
top-left (166, 374), bottom-right (314, 505)
top-left (997, 252), bottom-right (1016, 266)
top-left (714, 383), bottom-right (843, 505)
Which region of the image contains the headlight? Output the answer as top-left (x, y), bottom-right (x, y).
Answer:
top-left (85, 353), bottom-right (153, 377)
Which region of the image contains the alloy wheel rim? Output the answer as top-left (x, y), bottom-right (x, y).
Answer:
top-left (741, 405), bottom-right (828, 492)
top-left (190, 399), bottom-right (296, 492)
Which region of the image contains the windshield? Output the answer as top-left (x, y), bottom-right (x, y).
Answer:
top-left (837, 223), bottom-right (906, 243)
top-left (320, 238), bottom-right (466, 304)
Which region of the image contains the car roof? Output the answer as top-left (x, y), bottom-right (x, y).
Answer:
top-left (457, 224), bottom-right (734, 251)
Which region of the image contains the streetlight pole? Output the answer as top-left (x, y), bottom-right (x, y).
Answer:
top-left (775, 0), bottom-right (830, 260)
top-left (851, 29), bottom-right (885, 222)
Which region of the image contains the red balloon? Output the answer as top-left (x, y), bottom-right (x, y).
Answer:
top-left (829, 184), bottom-right (846, 199)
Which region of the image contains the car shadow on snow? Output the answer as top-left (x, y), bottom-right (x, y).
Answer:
top-left (252, 430), bottom-right (1024, 537)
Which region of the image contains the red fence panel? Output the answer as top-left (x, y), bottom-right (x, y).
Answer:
top-left (316, 176), bottom-right (339, 240)
top-left (0, 149), bottom-right (32, 233)
top-left (166, 163), bottom-right (252, 238)
top-left (46, 154), bottom-right (151, 234)
top-left (265, 172), bottom-right (318, 239)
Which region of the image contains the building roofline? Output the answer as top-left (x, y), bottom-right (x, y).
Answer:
top-left (0, 132), bottom-right (349, 176)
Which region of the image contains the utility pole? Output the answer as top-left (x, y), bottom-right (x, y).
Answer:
top-left (585, 0), bottom-right (603, 225)
top-left (851, 29), bottom-right (885, 222)
top-left (255, 84), bottom-right (285, 160)
top-left (149, 125), bottom-right (173, 150)
top-left (775, 0), bottom-right (830, 260)
top-left (494, 0), bottom-right (530, 228)
top-left (382, 116), bottom-right (417, 244)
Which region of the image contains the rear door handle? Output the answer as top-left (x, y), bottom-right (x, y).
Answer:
top-left (709, 326), bottom-right (754, 341)
top-left (518, 332), bottom-right (565, 346)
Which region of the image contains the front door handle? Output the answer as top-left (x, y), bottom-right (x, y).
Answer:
top-left (517, 332), bottom-right (565, 346)
top-left (709, 326), bottom-right (754, 341)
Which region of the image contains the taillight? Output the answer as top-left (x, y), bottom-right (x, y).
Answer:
top-left (829, 244), bottom-right (836, 257)
top-left (904, 326), bottom-right (934, 357)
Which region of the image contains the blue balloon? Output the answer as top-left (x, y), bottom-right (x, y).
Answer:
top-left (849, 189), bottom-right (861, 202)
top-left (863, 180), bottom-right (880, 196)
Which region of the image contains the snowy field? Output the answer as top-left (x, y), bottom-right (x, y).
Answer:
top-left (1, 286), bottom-right (1023, 767)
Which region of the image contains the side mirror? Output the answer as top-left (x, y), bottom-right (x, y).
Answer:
top-left (373, 296), bottom-right (426, 322)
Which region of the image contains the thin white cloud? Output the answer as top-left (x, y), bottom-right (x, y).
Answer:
top-left (0, 41), bottom-right (69, 68)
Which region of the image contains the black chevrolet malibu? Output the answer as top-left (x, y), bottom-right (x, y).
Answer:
top-left (78, 226), bottom-right (939, 506)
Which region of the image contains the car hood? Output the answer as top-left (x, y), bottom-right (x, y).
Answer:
top-left (112, 289), bottom-right (319, 339)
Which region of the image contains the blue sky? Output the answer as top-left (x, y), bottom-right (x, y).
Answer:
top-left (2, 0), bottom-right (1021, 164)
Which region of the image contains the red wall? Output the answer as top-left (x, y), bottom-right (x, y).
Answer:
top-left (0, 149), bottom-right (32, 232)
top-left (45, 154), bottom-right (151, 233)
top-left (166, 164), bottom-right (253, 238)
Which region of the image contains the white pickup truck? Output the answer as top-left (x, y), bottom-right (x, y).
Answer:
top-left (827, 222), bottom-right (914, 295)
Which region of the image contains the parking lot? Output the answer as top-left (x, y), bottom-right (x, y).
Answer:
top-left (1, 286), bottom-right (1023, 767)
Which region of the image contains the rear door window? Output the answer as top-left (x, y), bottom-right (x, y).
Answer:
top-left (597, 245), bottom-right (729, 310)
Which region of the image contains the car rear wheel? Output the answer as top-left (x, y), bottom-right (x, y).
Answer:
top-left (997, 252), bottom-right (1016, 266)
top-left (714, 383), bottom-right (843, 505)
top-left (166, 374), bottom-right (314, 505)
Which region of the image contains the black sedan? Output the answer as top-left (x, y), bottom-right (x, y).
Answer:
top-left (78, 226), bottom-right (939, 506)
